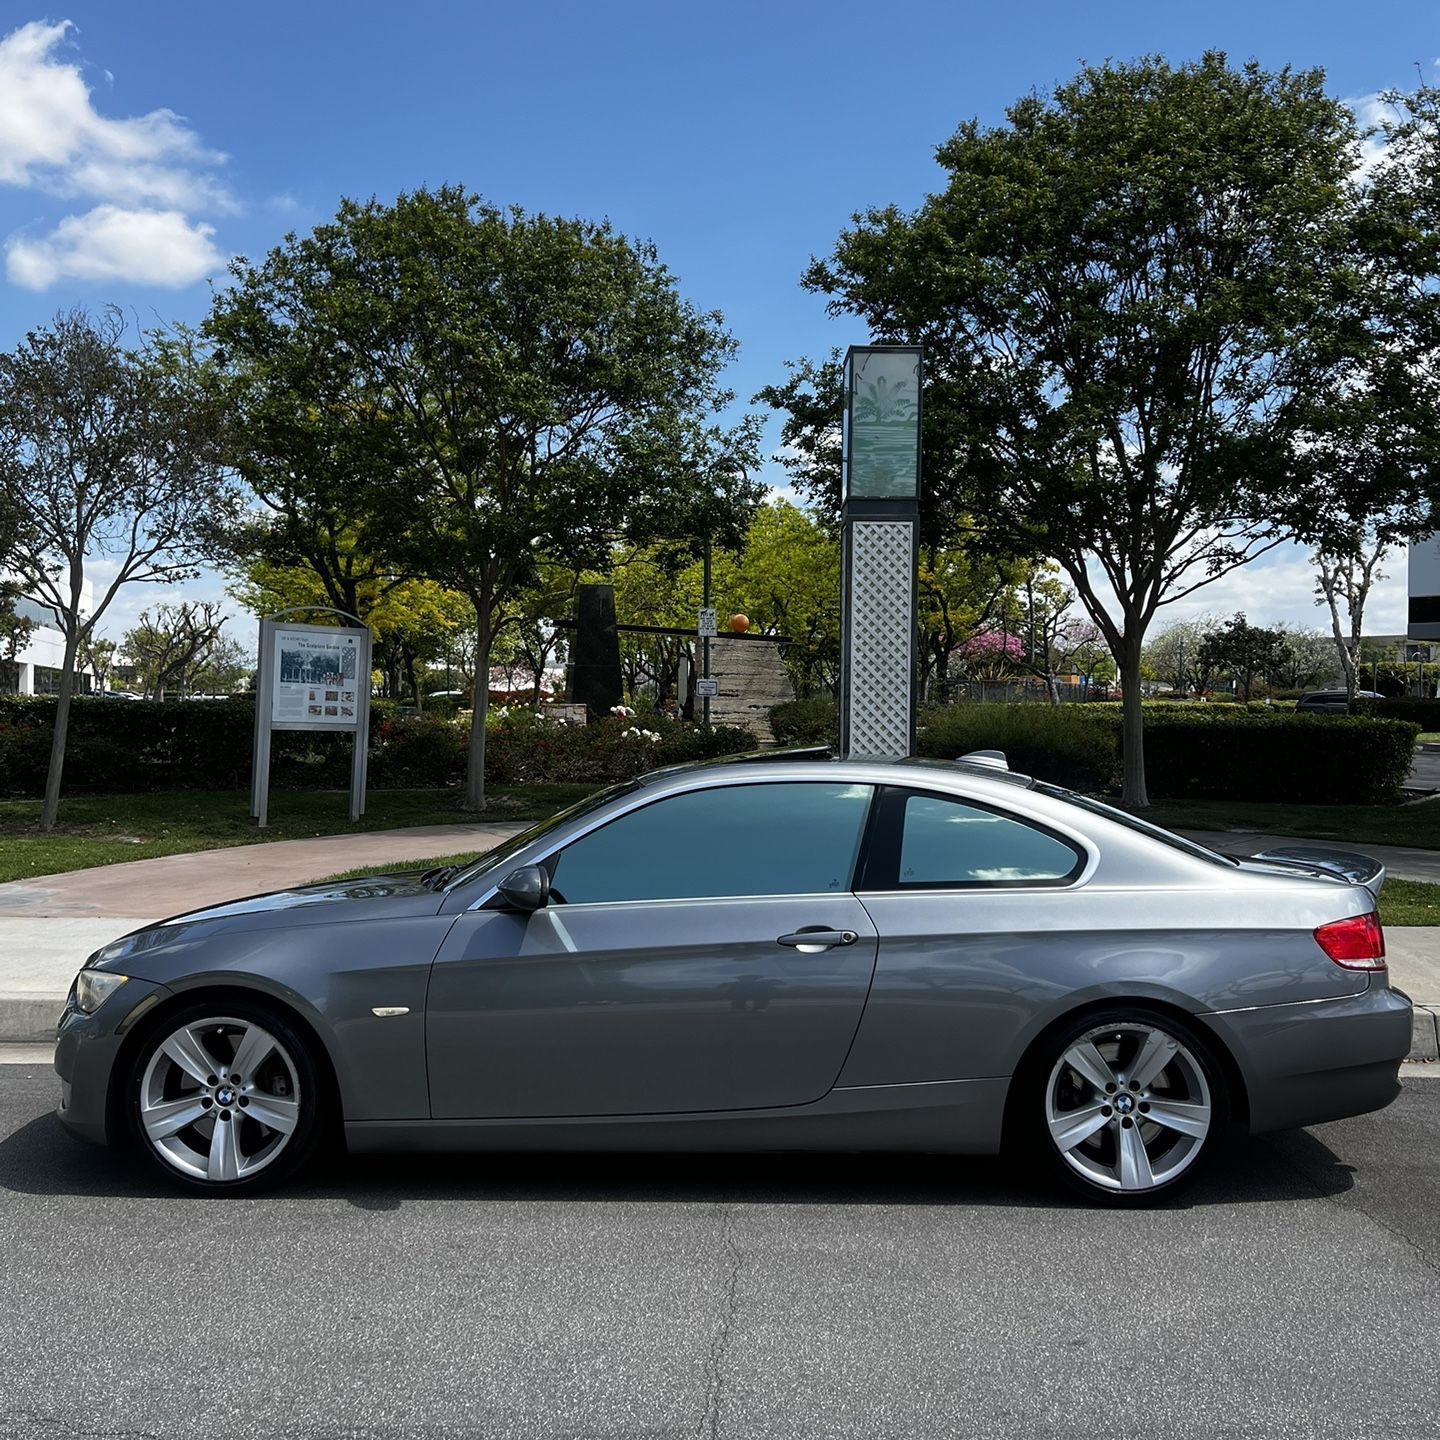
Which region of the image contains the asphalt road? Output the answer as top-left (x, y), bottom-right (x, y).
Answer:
top-left (1, 1067), bottom-right (1437, 1440)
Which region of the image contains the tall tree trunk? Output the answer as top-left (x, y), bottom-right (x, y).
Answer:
top-left (1046, 672), bottom-right (1061, 706)
top-left (40, 628), bottom-right (80, 831)
top-left (463, 612), bottom-right (492, 811)
top-left (1119, 636), bottom-right (1148, 808)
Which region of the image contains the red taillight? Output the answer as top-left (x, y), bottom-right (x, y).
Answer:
top-left (1314, 912), bottom-right (1386, 970)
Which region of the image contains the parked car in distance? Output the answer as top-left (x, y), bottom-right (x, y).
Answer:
top-left (55, 752), bottom-right (1411, 1204)
top-left (1296, 689), bottom-right (1384, 713)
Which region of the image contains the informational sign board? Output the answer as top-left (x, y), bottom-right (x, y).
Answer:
top-left (695, 677), bottom-right (719, 699)
top-left (251, 613), bottom-right (373, 826)
top-left (270, 626), bottom-right (365, 729)
top-left (697, 607), bottom-right (718, 638)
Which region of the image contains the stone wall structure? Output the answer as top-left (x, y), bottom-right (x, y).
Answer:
top-left (705, 636), bottom-right (793, 743)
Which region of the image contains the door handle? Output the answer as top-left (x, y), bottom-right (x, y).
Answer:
top-left (777, 928), bottom-right (860, 954)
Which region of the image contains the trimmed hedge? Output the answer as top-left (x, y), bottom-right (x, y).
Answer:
top-left (916, 702), bottom-right (1417, 804)
top-left (768, 697), bottom-right (838, 746)
top-left (0, 695), bottom-right (756, 797)
top-left (1142, 711), bottom-right (1418, 804)
top-left (1353, 696), bottom-right (1440, 730)
top-left (918, 704), bottom-right (1120, 791)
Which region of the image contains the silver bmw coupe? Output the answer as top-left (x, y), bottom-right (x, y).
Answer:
top-left (55, 753), bottom-right (1412, 1203)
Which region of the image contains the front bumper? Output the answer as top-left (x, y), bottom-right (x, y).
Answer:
top-left (54, 978), bottom-right (171, 1146)
top-left (1205, 980), bottom-right (1412, 1135)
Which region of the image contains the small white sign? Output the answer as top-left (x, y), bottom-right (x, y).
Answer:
top-left (697, 607), bottom-right (718, 637)
top-left (696, 677), bottom-right (719, 698)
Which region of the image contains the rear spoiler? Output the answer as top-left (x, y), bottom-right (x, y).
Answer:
top-left (1250, 846), bottom-right (1386, 899)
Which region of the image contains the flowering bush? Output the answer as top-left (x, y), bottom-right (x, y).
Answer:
top-left (485, 707), bottom-right (754, 784)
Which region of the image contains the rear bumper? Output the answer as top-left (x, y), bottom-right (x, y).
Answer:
top-left (1204, 981), bottom-right (1411, 1135)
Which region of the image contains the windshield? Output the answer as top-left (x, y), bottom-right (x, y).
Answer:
top-left (443, 781), bottom-right (639, 890)
top-left (1032, 783), bottom-right (1239, 868)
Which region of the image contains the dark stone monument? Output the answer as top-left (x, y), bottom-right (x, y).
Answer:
top-left (570, 583), bottom-right (623, 719)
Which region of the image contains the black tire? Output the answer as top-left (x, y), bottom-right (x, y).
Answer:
top-left (1020, 1006), bottom-right (1230, 1207)
top-left (126, 998), bottom-right (324, 1195)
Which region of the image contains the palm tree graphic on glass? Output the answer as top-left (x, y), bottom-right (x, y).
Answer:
top-left (851, 367), bottom-right (918, 498)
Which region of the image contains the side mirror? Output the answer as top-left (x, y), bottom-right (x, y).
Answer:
top-left (495, 864), bottom-right (550, 912)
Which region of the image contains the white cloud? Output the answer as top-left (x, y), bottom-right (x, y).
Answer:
top-left (6, 204), bottom-right (221, 289)
top-left (1347, 91), bottom-right (1397, 181)
top-left (1082, 540), bottom-right (1408, 636)
top-left (0, 18), bottom-right (231, 290)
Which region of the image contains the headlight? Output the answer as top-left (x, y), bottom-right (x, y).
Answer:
top-left (73, 970), bottom-right (129, 1015)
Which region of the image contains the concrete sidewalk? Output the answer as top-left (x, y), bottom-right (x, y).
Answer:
top-left (0, 821), bottom-right (526, 919)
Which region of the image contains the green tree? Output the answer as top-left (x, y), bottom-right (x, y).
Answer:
top-left (0, 489), bottom-right (32, 688)
top-left (772, 55), bottom-right (1428, 804)
top-left (917, 543), bottom-right (1018, 702)
top-left (122, 601), bottom-right (228, 700)
top-left (0, 309), bottom-right (231, 828)
top-left (1195, 614), bottom-right (1291, 702)
top-left (232, 556), bottom-right (471, 706)
top-left (207, 188), bottom-right (761, 808)
top-left (1142, 616), bottom-right (1221, 696)
top-left (76, 635), bottom-right (116, 694)
top-left (1270, 625), bottom-right (1337, 693)
top-left (729, 502), bottom-right (841, 698)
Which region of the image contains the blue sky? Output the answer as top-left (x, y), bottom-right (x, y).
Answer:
top-left (1, 2), bottom-right (1435, 641)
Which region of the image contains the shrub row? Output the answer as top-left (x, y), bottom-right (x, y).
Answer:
top-left (768, 697), bottom-right (839, 746)
top-left (1352, 696), bottom-right (1440, 730)
top-left (917, 703), bottom-right (1120, 791)
top-left (1142, 711), bottom-right (1417, 805)
top-left (0, 696), bottom-right (755, 797)
top-left (920, 703), bottom-right (1417, 804)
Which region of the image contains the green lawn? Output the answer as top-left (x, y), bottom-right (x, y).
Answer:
top-left (1377, 879), bottom-right (1440, 927)
top-left (0, 786), bottom-right (595, 885)
top-left (1131, 797), bottom-right (1440, 850)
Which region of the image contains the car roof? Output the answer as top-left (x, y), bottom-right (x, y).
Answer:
top-left (638, 747), bottom-right (1036, 792)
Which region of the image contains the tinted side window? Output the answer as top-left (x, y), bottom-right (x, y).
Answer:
top-left (548, 782), bottom-right (873, 905)
top-left (881, 790), bottom-right (1082, 888)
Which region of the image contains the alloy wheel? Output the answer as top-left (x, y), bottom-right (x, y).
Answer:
top-left (1043, 1020), bottom-right (1213, 1194)
top-left (138, 1015), bottom-right (302, 1184)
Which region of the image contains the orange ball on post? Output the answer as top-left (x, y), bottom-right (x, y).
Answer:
top-left (729, 614), bottom-right (750, 634)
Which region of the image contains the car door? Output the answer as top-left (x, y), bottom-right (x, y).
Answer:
top-left (426, 778), bottom-right (880, 1119)
top-left (839, 785), bottom-right (1090, 1087)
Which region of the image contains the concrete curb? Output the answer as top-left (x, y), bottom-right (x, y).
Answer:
top-left (0, 993), bottom-right (63, 1046)
top-left (1412, 1004), bottom-right (1440, 1062)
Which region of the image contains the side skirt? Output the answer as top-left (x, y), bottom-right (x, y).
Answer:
top-left (344, 1078), bottom-right (1009, 1154)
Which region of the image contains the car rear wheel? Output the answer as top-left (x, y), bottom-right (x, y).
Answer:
top-left (128, 1001), bottom-right (322, 1194)
top-left (1034, 1010), bottom-right (1226, 1204)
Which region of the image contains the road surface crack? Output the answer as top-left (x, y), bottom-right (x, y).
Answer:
top-left (1279, 1144), bottom-right (1440, 1277)
top-left (697, 1202), bottom-right (743, 1440)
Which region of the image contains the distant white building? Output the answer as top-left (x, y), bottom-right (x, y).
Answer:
top-left (1, 579), bottom-right (95, 695)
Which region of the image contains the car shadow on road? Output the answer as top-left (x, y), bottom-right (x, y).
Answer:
top-left (0, 1110), bottom-right (1355, 1211)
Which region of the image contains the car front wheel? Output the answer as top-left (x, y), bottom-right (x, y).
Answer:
top-left (1035, 1010), bottom-right (1226, 1203)
top-left (128, 1001), bottom-right (322, 1193)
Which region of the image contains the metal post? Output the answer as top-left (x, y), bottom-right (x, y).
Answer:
top-left (702, 538), bottom-right (712, 726)
top-left (839, 345), bottom-right (923, 758)
top-left (251, 616), bottom-right (275, 827)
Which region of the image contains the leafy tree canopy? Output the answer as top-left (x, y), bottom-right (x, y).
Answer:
top-left (767, 54), bottom-right (1440, 802)
top-left (204, 186), bottom-right (763, 806)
